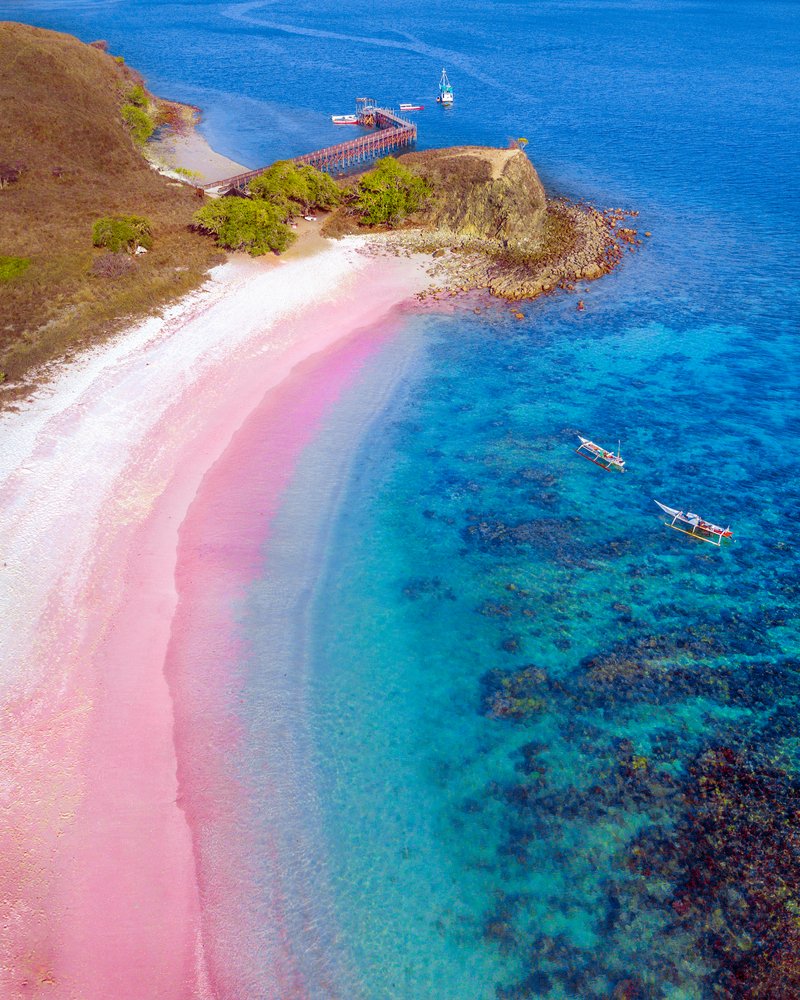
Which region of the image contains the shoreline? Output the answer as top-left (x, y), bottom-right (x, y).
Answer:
top-left (1, 75), bottom-right (640, 997)
top-left (148, 99), bottom-right (251, 183)
top-left (383, 201), bottom-right (641, 302)
top-left (0, 238), bottom-right (430, 996)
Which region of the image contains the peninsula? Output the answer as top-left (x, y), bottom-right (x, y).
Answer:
top-left (0, 22), bottom-right (637, 394)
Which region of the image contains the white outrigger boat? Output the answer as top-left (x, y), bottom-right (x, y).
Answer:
top-left (576, 435), bottom-right (625, 472)
top-left (331, 113), bottom-right (359, 125)
top-left (654, 500), bottom-right (733, 546)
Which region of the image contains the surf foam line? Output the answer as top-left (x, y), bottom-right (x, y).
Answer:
top-left (0, 240), bottom-right (428, 998)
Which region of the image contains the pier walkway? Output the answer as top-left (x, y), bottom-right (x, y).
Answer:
top-left (202, 102), bottom-right (416, 192)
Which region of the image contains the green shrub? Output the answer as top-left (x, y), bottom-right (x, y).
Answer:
top-left (92, 215), bottom-right (153, 253)
top-left (121, 103), bottom-right (154, 145)
top-left (174, 166), bottom-right (202, 181)
top-left (249, 160), bottom-right (340, 216)
top-left (355, 157), bottom-right (431, 226)
top-left (194, 197), bottom-right (296, 255)
top-left (0, 256), bottom-right (31, 281)
top-left (126, 84), bottom-right (148, 108)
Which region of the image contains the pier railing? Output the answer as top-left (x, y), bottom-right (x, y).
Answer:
top-left (201, 107), bottom-right (416, 191)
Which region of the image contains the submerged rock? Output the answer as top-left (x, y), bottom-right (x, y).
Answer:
top-left (480, 664), bottom-right (549, 721)
top-left (629, 746), bottom-right (800, 998)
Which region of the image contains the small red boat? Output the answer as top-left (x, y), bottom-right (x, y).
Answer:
top-left (400, 103), bottom-right (424, 111)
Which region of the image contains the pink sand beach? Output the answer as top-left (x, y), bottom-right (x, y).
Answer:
top-left (0, 238), bottom-right (428, 998)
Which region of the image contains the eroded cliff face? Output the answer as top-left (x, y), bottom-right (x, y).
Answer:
top-left (398, 146), bottom-right (547, 241)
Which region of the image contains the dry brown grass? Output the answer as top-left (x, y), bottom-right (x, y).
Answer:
top-left (0, 22), bottom-right (222, 389)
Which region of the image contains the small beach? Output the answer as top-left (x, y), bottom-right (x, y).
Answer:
top-left (148, 100), bottom-right (251, 183)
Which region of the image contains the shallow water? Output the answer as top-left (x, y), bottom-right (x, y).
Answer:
top-left (4, 0), bottom-right (799, 996)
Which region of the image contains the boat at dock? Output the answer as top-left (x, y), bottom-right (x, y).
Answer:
top-left (400, 103), bottom-right (424, 111)
top-left (437, 69), bottom-right (454, 105)
top-left (575, 435), bottom-right (625, 472)
top-left (654, 500), bottom-right (733, 546)
top-left (331, 114), bottom-right (359, 125)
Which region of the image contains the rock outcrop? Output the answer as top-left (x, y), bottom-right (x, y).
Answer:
top-left (397, 146), bottom-right (547, 242)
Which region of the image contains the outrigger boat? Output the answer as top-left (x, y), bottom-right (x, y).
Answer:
top-left (399, 103), bottom-right (424, 111)
top-left (331, 114), bottom-right (359, 125)
top-left (654, 500), bottom-right (733, 546)
top-left (575, 435), bottom-right (625, 472)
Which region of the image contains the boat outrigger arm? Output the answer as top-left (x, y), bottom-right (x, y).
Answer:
top-left (576, 435), bottom-right (625, 472)
top-left (654, 500), bottom-right (733, 546)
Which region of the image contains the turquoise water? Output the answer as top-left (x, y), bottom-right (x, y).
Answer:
top-left (5, 1), bottom-right (799, 995)
top-left (312, 302), bottom-right (800, 996)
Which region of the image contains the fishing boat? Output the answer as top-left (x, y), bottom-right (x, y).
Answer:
top-left (331, 114), bottom-right (359, 125)
top-left (437, 68), bottom-right (454, 105)
top-left (654, 500), bottom-right (733, 546)
top-left (400, 103), bottom-right (424, 111)
top-left (575, 435), bottom-right (626, 472)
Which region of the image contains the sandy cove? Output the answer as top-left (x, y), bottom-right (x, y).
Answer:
top-left (0, 235), bottom-right (429, 998)
top-left (147, 99), bottom-right (250, 184)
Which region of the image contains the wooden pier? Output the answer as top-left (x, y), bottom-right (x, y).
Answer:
top-left (202, 102), bottom-right (417, 192)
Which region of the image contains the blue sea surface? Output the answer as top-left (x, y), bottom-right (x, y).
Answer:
top-left (5, 1), bottom-right (799, 996)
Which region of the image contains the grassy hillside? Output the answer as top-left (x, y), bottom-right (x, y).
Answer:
top-left (0, 22), bottom-right (222, 388)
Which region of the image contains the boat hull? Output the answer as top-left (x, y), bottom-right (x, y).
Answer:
top-left (575, 436), bottom-right (625, 472)
top-left (653, 500), bottom-right (732, 546)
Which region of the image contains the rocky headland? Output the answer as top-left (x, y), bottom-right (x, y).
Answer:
top-left (325, 145), bottom-right (642, 302)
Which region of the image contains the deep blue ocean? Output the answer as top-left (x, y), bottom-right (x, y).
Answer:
top-left (4, 1), bottom-right (799, 996)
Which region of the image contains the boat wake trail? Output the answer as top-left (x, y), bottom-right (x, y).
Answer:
top-left (221, 0), bottom-right (510, 94)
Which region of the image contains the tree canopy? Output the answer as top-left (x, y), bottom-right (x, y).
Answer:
top-left (355, 157), bottom-right (431, 227)
top-left (249, 160), bottom-right (340, 217)
top-left (193, 197), bottom-right (296, 255)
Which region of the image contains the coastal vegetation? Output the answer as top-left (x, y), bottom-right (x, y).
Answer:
top-left (194, 198), bottom-right (295, 255)
top-left (193, 161), bottom-right (340, 255)
top-left (174, 166), bottom-right (202, 181)
top-left (121, 102), bottom-right (155, 145)
top-left (354, 157), bottom-right (431, 226)
top-left (121, 83), bottom-right (156, 145)
top-left (249, 160), bottom-right (341, 216)
top-left (92, 216), bottom-right (153, 253)
top-left (0, 22), bottom-right (222, 390)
